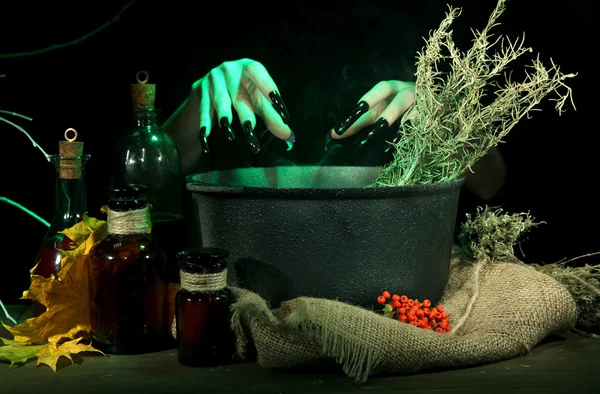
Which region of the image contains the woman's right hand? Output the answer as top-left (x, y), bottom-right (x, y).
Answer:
top-left (192, 58), bottom-right (295, 154)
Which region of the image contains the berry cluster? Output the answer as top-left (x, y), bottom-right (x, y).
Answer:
top-left (377, 291), bottom-right (451, 333)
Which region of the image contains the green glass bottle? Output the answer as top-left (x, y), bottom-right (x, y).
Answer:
top-left (110, 71), bottom-right (184, 223)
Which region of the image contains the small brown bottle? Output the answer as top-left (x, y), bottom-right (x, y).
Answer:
top-left (88, 184), bottom-right (168, 354)
top-left (175, 248), bottom-right (236, 367)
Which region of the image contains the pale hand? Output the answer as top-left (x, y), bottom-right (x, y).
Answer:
top-left (330, 80), bottom-right (415, 147)
top-left (192, 58), bottom-right (294, 154)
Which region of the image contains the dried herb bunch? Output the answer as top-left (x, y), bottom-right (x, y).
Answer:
top-left (457, 206), bottom-right (542, 262)
top-left (458, 207), bottom-right (600, 334)
top-left (375, 0), bottom-right (576, 187)
top-left (534, 260), bottom-right (600, 334)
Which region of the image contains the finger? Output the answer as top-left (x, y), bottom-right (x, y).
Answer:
top-left (361, 80), bottom-right (409, 109)
top-left (241, 73), bottom-right (293, 142)
top-left (222, 61), bottom-right (256, 127)
top-left (332, 80), bottom-right (406, 136)
top-left (377, 87), bottom-right (415, 126)
top-left (350, 87), bottom-right (415, 148)
top-left (253, 91), bottom-right (294, 149)
top-left (229, 76), bottom-right (260, 154)
top-left (198, 78), bottom-right (214, 154)
top-left (236, 91), bottom-right (261, 154)
top-left (209, 67), bottom-right (235, 141)
top-left (330, 102), bottom-right (387, 140)
top-left (244, 60), bottom-right (291, 124)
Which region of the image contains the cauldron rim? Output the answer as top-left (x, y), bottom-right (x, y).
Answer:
top-left (187, 166), bottom-right (465, 199)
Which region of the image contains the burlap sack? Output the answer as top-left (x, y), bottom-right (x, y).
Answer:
top-left (230, 252), bottom-right (577, 383)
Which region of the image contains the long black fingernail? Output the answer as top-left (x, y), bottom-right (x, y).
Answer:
top-left (269, 91), bottom-right (291, 124)
top-left (285, 132), bottom-right (295, 151)
top-left (354, 118), bottom-right (389, 147)
top-left (384, 133), bottom-right (401, 153)
top-left (334, 101), bottom-right (369, 135)
top-left (199, 126), bottom-right (209, 154)
top-left (242, 121), bottom-right (261, 154)
top-left (220, 117), bottom-right (235, 141)
top-left (324, 131), bottom-right (333, 151)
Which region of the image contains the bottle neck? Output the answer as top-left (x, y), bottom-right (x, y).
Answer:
top-left (106, 205), bottom-right (151, 235)
top-left (180, 269), bottom-right (228, 292)
top-left (133, 109), bottom-right (159, 128)
top-left (48, 155), bottom-right (89, 235)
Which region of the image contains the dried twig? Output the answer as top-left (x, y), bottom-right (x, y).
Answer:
top-left (0, 110), bottom-right (32, 121)
top-left (555, 252), bottom-right (600, 266)
top-left (0, 112), bottom-right (50, 161)
top-left (0, 0), bottom-right (138, 59)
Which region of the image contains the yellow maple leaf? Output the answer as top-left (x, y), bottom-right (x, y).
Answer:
top-left (3, 214), bottom-right (106, 345)
top-left (0, 338), bottom-right (47, 366)
top-left (4, 254), bottom-right (91, 344)
top-left (0, 337), bottom-right (104, 371)
top-left (59, 213), bottom-right (108, 259)
top-left (36, 338), bottom-right (104, 372)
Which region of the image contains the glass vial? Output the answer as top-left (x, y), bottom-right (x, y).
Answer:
top-left (32, 136), bottom-right (90, 317)
top-left (88, 184), bottom-right (168, 354)
top-left (175, 248), bottom-right (236, 367)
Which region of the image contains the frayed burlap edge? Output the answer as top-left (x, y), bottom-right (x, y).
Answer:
top-left (229, 252), bottom-right (578, 383)
top-left (230, 286), bottom-right (279, 359)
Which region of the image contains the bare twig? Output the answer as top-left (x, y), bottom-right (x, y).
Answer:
top-left (0, 196), bottom-right (51, 326)
top-left (0, 0), bottom-right (138, 59)
top-left (0, 115), bottom-right (50, 160)
top-left (0, 110), bottom-right (32, 121)
top-left (573, 328), bottom-right (600, 339)
top-left (555, 252), bottom-right (600, 266)
top-left (0, 196), bottom-right (50, 228)
top-left (0, 299), bottom-right (17, 325)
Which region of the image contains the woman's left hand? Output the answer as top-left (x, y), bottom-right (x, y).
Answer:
top-left (329, 80), bottom-right (415, 147)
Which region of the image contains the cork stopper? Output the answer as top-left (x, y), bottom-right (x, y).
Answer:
top-left (58, 128), bottom-right (84, 179)
top-left (131, 70), bottom-right (156, 109)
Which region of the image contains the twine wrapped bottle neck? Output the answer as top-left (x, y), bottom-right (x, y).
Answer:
top-left (107, 206), bottom-right (151, 235)
top-left (180, 269), bottom-right (228, 292)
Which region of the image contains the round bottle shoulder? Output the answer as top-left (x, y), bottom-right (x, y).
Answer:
top-left (89, 233), bottom-right (164, 256)
top-left (116, 130), bottom-right (180, 153)
top-left (176, 287), bottom-right (232, 302)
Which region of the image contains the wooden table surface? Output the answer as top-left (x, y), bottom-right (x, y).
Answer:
top-left (1, 303), bottom-right (599, 394)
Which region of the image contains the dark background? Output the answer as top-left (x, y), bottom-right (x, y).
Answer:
top-left (0, 0), bottom-right (595, 302)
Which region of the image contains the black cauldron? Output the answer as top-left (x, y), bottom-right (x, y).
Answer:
top-left (187, 166), bottom-right (464, 307)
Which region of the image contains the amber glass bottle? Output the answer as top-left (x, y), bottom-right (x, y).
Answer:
top-left (32, 136), bottom-right (90, 317)
top-left (175, 248), bottom-right (236, 367)
top-left (88, 184), bottom-right (168, 354)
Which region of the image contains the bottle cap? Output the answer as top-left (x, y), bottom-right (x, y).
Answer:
top-left (131, 70), bottom-right (156, 109)
top-left (107, 184), bottom-right (149, 210)
top-left (177, 248), bottom-right (229, 274)
top-left (58, 128), bottom-right (85, 179)
top-left (108, 184), bottom-right (148, 200)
